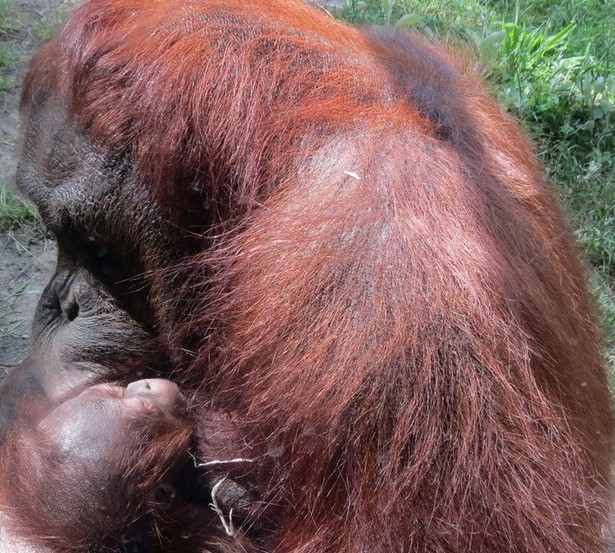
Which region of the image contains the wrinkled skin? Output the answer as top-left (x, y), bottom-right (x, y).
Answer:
top-left (0, 57), bottom-right (258, 553)
top-left (0, 96), bottom-right (259, 545)
top-left (0, 100), bottom-right (186, 441)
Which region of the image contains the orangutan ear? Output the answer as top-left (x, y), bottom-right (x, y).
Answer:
top-left (149, 483), bottom-right (178, 510)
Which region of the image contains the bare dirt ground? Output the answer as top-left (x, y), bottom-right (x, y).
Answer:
top-left (0, 231), bottom-right (55, 370)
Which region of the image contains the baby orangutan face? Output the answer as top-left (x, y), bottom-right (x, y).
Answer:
top-left (32, 378), bottom-right (193, 517)
top-left (0, 378), bottom-right (195, 552)
top-left (1, 375), bottom-right (262, 553)
top-left (36, 379), bottom-right (190, 464)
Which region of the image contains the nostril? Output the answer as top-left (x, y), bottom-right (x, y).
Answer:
top-left (126, 379), bottom-right (151, 396)
top-left (64, 300), bottom-right (79, 321)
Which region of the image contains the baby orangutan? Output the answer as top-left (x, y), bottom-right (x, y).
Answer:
top-left (0, 378), bottom-right (256, 553)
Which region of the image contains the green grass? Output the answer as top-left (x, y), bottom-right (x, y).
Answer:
top-left (31, 3), bottom-right (74, 40)
top-left (0, 0), bottom-right (17, 34)
top-left (591, 272), bottom-right (615, 371)
top-left (0, 43), bottom-right (17, 90)
top-left (342, 0), bottom-right (494, 34)
top-left (0, 0), bottom-right (19, 91)
top-left (0, 182), bottom-right (44, 342)
top-left (0, 184), bottom-right (42, 233)
top-left (0, 182), bottom-right (45, 345)
top-left (0, 276), bottom-right (32, 336)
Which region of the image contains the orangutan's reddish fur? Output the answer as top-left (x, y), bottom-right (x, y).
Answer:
top-left (0, 393), bottom-right (257, 552)
top-left (0, 397), bottom-right (185, 551)
top-left (20, 0), bottom-right (613, 551)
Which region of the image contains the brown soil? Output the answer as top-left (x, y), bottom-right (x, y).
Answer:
top-left (0, 231), bottom-right (55, 370)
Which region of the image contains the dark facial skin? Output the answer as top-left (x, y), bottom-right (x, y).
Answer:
top-left (0, 99), bottom-right (191, 441)
top-left (0, 96), bottom-right (216, 551)
top-left (37, 379), bottom-right (189, 459)
top-left (0, 105), bottom-right (190, 443)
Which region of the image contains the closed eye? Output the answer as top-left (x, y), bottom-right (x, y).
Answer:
top-left (124, 396), bottom-right (155, 412)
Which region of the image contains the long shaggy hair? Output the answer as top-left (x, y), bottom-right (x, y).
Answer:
top-left (20, 1), bottom-right (613, 551)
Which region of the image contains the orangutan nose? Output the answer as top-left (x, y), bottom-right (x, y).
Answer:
top-left (125, 379), bottom-right (188, 414)
top-left (126, 378), bottom-right (179, 398)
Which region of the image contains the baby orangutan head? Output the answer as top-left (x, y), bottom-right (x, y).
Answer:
top-left (2, 378), bottom-right (194, 552)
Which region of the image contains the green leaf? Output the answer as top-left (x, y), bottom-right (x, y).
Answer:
top-left (381, 0), bottom-right (394, 24)
top-left (395, 13), bottom-right (422, 28)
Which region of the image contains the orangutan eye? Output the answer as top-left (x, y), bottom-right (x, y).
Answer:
top-left (124, 396), bottom-right (154, 412)
top-left (83, 233), bottom-right (108, 246)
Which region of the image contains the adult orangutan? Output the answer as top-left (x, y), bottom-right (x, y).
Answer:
top-left (0, 0), bottom-right (612, 551)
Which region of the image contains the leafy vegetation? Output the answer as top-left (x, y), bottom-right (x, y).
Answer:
top-left (0, 0), bottom-right (19, 91)
top-left (0, 0), bottom-right (18, 34)
top-left (339, 0), bottom-right (615, 372)
top-left (31, 3), bottom-right (75, 40)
